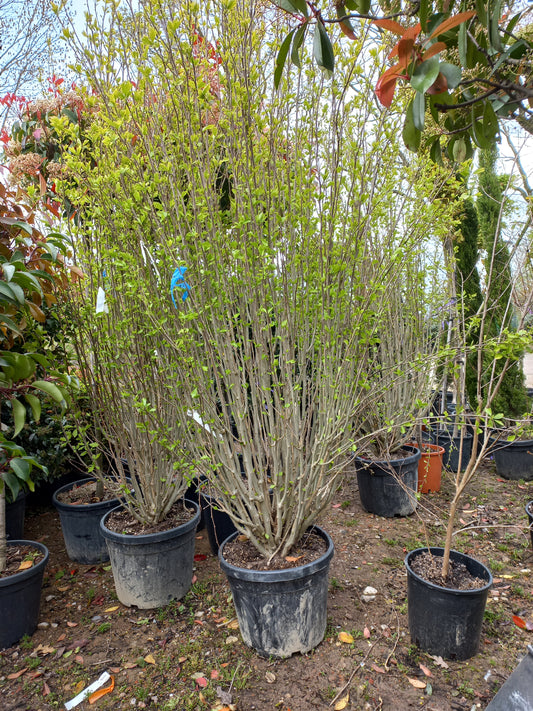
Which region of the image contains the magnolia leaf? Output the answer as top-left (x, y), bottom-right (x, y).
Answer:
top-left (402, 101), bottom-right (422, 152)
top-left (12, 398), bottom-right (26, 436)
top-left (410, 56), bottom-right (440, 94)
top-left (412, 91), bottom-right (425, 131)
top-left (313, 20), bottom-right (334, 74)
top-left (32, 380), bottom-right (65, 403)
top-left (274, 29), bottom-right (296, 89)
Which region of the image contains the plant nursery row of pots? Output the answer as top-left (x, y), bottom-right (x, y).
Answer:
top-left (3, 449), bottom-right (533, 667)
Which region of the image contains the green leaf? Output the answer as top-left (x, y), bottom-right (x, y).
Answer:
top-left (356, 0), bottom-right (371, 13)
top-left (32, 380), bottom-right (65, 403)
top-left (2, 263), bottom-right (15, 281)
top-left (10, 457), bottom-right (30, 481)
top-left (12, 398), bottom-right (26, 437)
top-left (61, 107), bottom-right (79, 124)
top-left (476, 0), bottom-right (487, 26)
top-left (402, 101), bottom-right (422, 152)
top-left (438, 62), bottom-right (462, 89)
top-left (274, 0), bottom-right (306, 14)
top-left (426, 13), bottom-right (447, 36)
top-left (2, 470), bottom-right (21, 501)
top-left (419, 0), bottom-right (430, 32)
top-left (274, 29), bottom-right (295, 89)
top-left (313, 20), bottom-right (335, 74)
top-left (429, 137), bottom-right (443, 165)
top-left (0, 314), bottom-right (22, 336)
top-left (483, 100), bottom-right (499, 140)
top-left (412, 91), bottom-right (426, 131)
top-left (410, 56), bottom-right (440, 94)
top-left (0, 281), bottom-right (22, 305)
top-left (458, 21), bottom-right (468, 66)
top-left (452, 136), bottom-right (467, 162)
top-left (291, 24), bottom-right (307, 68)
top-left (14, 353), bottom-right (36, 381)
top-left (489, 0), bottom-right (502, 51)
top-left (24, 393), bottom-right (41, 423)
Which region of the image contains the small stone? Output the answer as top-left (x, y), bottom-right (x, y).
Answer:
top-left (45, 595), bottom-right (55, 602)
top-left (91, 615), bottom-right (103, 623)
top-left (362, 586), bottom-right (377, 602)
top-left (225, 636), bottom-right (239, 645)
top-left (265, 671), bottom-right (276, 683)
top-left (37, 622), bottom-right (50, 629)
top-left (51, 623), bottom-right (58, 628)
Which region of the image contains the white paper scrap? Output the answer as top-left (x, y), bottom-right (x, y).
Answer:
top-left (95, 286), bottom-right (108, 314)
top-left (64, 671), bottom-right (111, 710)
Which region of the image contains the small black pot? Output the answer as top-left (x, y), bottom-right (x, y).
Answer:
top-left (184, 477), bottom-right (206, 531)
top-left (219, 526), bottom-right (334, 658)
top-left (432, 428), bottom-right (473, 472)
top-left (100, 501), bottom-right (200, 609)
top-left (405, 547), bottom-right (492, 660)
top-left (201, 493), bottom-right (237, 554)
top-left (53, 478), bottom-right (121, 564)
top-left (490, 437), bottom-right (533, 481)
top-left (0, 541), bottom-right (49, 649)
top-left (354, 446), bottom-right (420, 517)
top-left (6, 491), bottom-right (26, 540)
top-left (526, 501), bottom-right (533, 549)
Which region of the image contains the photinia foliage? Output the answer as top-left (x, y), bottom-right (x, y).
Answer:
top-left (274, 0), bottom-right (533, 161)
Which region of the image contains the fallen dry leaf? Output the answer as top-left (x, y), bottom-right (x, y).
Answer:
top-left (43, 681), bottom-right (51, 696)
top-left (419, 663), bottom-right (433, 677)
top-left (211, 670), bottom-right (220, 680)
top-left (67, 621), bottom-right (78, 628)
top-left (428, 655), bottom-right (449, 669)
top-left (195, 677), bottom-right (208, 689)
top-left (7, 668), bottom-right (27, 680)
top-left (34, 644), bottom-right (55, 656)
top-left (334, 693), bottom-right (349, 710)
top-left (123, 662), bottom-right (137, 669)
top-left (18, 560), bottom-right (34, 571)
top-left (338, 631), bottom-right (354, 644)
top-left (105, 606), bottom-right (119, 612)
top-left (285, 555), bottom-right (303, 562)
top-left (75, 655), bottom-right (84, 664)
top-left (363, 626), bottom-right (371, 639)
top-left (74, 680), bottom-right (85, 694)
top-left (408, 678), bottom-right (426, 689)
top-left (265, 671), bottom-right (276, 683)
top-left (227, 619), bottom-right (239, 630)
top-left (144, 654), bottom-right (156, 664)
top-left (88, 674), bottom-right (114, 704)
top-left (371, 663), bottom-right (386, 674)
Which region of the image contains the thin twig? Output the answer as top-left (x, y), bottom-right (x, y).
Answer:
top-left (329, 635), bottom-right (382, 707)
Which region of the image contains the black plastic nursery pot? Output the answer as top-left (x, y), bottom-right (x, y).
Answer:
top-left (485, 645), bottom-right (533, 710)
top-left (219, 526), bottom-right (334, 658)
top-left (6, 491), bottom-right (26, 540)
top-left (432, 428), bottom-right (473, 473)
top-left (200, 493), bottom-right (237, 555)
top-left (100, 501), bottom-right (200, 609)
top-left (526, 501), bottom-right (533, 549)
top-left (405, 547), bottom-right (492, 661)
top-left (53, 478), bottom-right (121, 564)
top-left (0, 541), bottom-right (49, 649)
top-left (490, 437), bottom-right (533, 481)
top-left (354, 445), bottom-right (420, 517)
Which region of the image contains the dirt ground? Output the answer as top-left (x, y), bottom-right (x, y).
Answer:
top-left (1, 458), bottom-right (532, 711)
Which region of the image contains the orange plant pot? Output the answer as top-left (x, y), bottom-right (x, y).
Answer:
top-left (417, 443), bottom-right (445, 493)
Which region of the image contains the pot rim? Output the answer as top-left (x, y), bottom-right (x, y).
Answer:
top-left (405, 547), bottom-right (492, 595)
top-left (52, 477), bottom-right (121, 511)
top-left (218, 525), bottom-right (334, 583)
top-left (100, 500), bottom-right (199, 545)
top-left (0, 540), bottom-right (49, 589)
top-left (526, 501), bottom-right (533, 519)
top-left (354, 444), bottom-right (421, 468)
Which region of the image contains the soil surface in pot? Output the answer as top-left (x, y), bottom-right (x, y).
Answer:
top-left (409, 550), bottom-right (487, 590)
top-left (0, 544), bottom-right (46, 580)
top-left (2, 458), bottom-right (533, 710)
top-left (56, 481), bottom-right (117, 505)
top-left (223, 530), bottom-right (327, 570)
top-left (104, 500), bottom-right (195, 535)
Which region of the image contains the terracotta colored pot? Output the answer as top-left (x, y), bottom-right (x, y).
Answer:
top-left (416, 443), bottom-right (445, 493)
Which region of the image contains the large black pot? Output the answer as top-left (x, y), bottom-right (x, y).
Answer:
top-left (100, 501), bottom-right (200, 609)
top-left (6, 491), bottom-right (26, 540)
top-left (0, 541), bottom-right (49, 649)
top-left (405, 547), bottom-right (492, 660)
top-left (354, 445), bottom-right (420, 517)
top-left (485, 645), bottom-right (533, 710)
top-left (219, 526), bottom-right (334, 658)
top-left (432, 428), bottom-right (473, 472)
top-left (489, 436), bottom-right (533, 481)
top-left (53, 478), bottom-right (120, 564)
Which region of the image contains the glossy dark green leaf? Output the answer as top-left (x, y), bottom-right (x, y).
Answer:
top-left (489, 0), bottom-right (502, 51)
top-left (24, 393), bottom-right (41, 423)
top-left (410, 56), bottom-right (440, 94)
top-left (419, 0), bottom-right (430, 32)
top-left (291, 24), bottom-right (306, 68)
top-left (61, 107), bottom-right (78, 124)
top-left (12, 398), bottom-right (26, 437)
top-left (313, 20), bottom-right (335, 74)
top-left (344, 0), bottom-right (358, 10)
top-left (476, 0), bottom-right (487, 26)
top-left (504, 12), bottom-right (522, 40)
top-left (274, 29), bottom-right (296, 89)
top-left (413, 91), bottom-right (426, 131)
top-left (429, 137), bottom-right (443, 165)
top-left (458, 20), bottom-right (468, 66)
top-left (483, 100), bottom-right (499, 139)
top-left (356, 0), bottom-right (371, 14)
top-left (438, 62), bottom-right (462, 90)
top-left (10, 457), bottom-right (31, 482)
top-left (471, 106), bottom-right (492, 148)
top-left (426, 13), bottom-right (447, 36)
top-left (274, 0), bottom-right (306, 15)
top-left (402, 101), bottom-right (421, 152)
